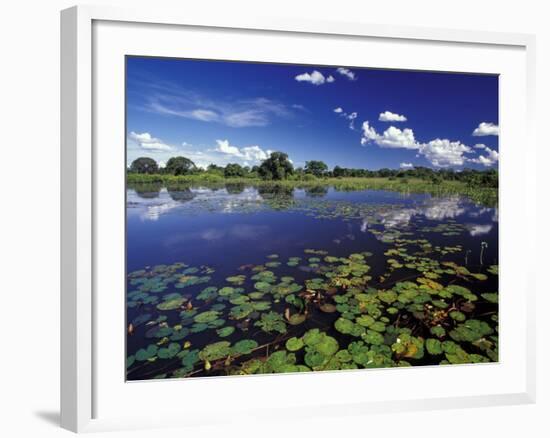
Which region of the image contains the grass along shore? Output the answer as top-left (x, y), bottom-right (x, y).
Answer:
top-left (127, 173), bottom-right (498, 206)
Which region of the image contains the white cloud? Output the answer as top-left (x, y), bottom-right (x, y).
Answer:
top-left (213, 139), bottom-right (270, 163)
top-left (400, 162), bottom-right (414, 169)
top-left (379, 111), bottom-right (407, 122)
top-left (336, 67), bottom-right (356, 81)
top-left (295, 70), bottom-right (332, 85)
top-left (361, 121), bottom-right (378, 144)
top-left (334, 107), bottom-right (359, 130)
top-left (148, 88), bottom-right (292, 128)
top-left (418, 139), bottom-right (471, 167)
top-left (470, 146), bottom-right (499, 167)
top-left (215, 139), bottom-right (241, 156)
top-left (376, 126), bottom-right (418, 149)
top-left (359, 121), bottom-right (474, 167)
top-left (473, 122), bottom-right (499, 136)
top-left (129, 131), bottom-right (172, 151)
top-left (326, 75), bottom-right (335, 83)
top-left (474, 143), bottom-right (487, 149)
top-left (347, 112), bottom-right (358, 130)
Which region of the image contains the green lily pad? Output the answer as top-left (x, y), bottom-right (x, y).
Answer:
top-left (226, 275), bottom-right (246, 285)
top-left (426, 338), bottom-right (443, 355)
top-left (135, 344), bottom-right (158, 361)
top-left (449, 310), bottom-right (466, 322)
top-left (232, 339), bottom-right (258, 355)
top-left (199, 341), bottom-right (232, 362)
top-left (216, 326), bottom-right (235, 337)
top-left (126, 355), bottom-right (135, 368)
top-left (430, 325), bottom-right (446, 338)
top-left (158, 342), bottom-right (181, 359)
top-left (157, 295), bottom-right (185, 311)
top-left (254, 311), bottom-right (287, 334)
top-left (334, 317), bottom-right (356, 335)
top-left (481, 293), bottom-right (498, 303)
top-left (219, 286), bottom-right (235, 296)
top-left (287, 313), bottom-right (306, 325)
top-left (197, 286), bottom-right (218, 301)
top-left (286, 337), bottom-right (304, 351)
top-left (194, 310), bottom-right (220, 324)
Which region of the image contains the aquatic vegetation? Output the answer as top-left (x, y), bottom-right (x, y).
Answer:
top-left (126, 184), bottom-right (498, 381)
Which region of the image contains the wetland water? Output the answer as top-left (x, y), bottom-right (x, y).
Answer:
top-left (126, 184), bottom-right (498, 380)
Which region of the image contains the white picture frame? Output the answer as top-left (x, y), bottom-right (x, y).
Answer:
top-left (61, 4), bottom-right (537, 433)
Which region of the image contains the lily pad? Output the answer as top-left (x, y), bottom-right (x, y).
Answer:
top-left (199, 341), bottom-right (232, 362)
top-left (158, 342), bottom-right (181, 359)
top-left (286, 337), bottom-right (304, 351)
top-left (135, 344), bottom-right (158, 361)
top-left (254, 311), bottom-right (287, 334)
top-left (194, 310), bottom-right (220, 324)
top-left (216, 326), bottom-right (235, 337)
top-left (232, 339), bottom-right (258, 355)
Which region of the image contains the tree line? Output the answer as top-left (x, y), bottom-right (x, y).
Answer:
top-left (129, 152), bottom-right (497, 188)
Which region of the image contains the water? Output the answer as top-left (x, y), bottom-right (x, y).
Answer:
top-left (126, 184), bottom-right (498, 380)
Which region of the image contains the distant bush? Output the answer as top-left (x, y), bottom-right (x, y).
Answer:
top-left (302, 174), bottom-right (317, 182)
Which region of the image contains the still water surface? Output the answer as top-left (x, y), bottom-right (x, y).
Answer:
top-left (126, 184), bottom-right (498, 380)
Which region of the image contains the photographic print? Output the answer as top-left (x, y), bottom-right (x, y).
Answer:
top-left (125, 57), bottom-right (498, 381)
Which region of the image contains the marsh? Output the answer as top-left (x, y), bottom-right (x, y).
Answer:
top-left (126, 183), bottom-right (498, 380)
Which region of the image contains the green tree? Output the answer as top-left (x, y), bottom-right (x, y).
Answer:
top-left (258, 152), bottom-right (294, 180)
top-left (129, 157), bottom-right (158, 174)
top-left (165, 156), bottom-right (197, 176)
top-left (305, 160), bottom-right (328, 177)
top-left (224, 163), bottom-right (245, 178)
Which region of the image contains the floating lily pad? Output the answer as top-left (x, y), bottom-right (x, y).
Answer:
top-left (197, 286), bottom-right (218, 301)
top-left (126, 355), bottom-right (135, 368)
top-left (426, 338), bottom-right (443, 355)
top-left (157, 295), bottom-right (185, 311)
top-left (334, 317), bottom-right (355, 335)
top-left (135, 344), bottom-right (158, 361)
top-left (226, 275), bottom-right (246, 285)
top-left (255, 311), bottom-right (286, 334)
top-left (158, 342), bottom-right (181, 359)
top-left (194, 310), bottom-right (220, 324)
top-left (199, 341), bottom-right (232, 362)
top-left (319, 303), bottom-right (336, 313)
top-left (481, 293), bottom-right (498, 303)
top-left (232, 339), bottom-right (258, 355)
top-left (287, 313), bottom-right (306, 325)
top-left (217, 326), bottom-right (235, 337)
top-left (286, 337), bottom-right (304, 351)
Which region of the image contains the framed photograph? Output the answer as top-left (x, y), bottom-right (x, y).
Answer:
top-left (61, 5), bottom-right (536, 432)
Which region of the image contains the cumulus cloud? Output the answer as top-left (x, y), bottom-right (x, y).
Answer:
top-left (214, 139), bottom-right (270, 163)
top-left (360, 121), bottom-right (378, 144)
top-left (470, 146), bottom-right (499, 167)
top-left (336, 67), bottom-right (356, 81)
top-left (333, 107), bottom-right (343, 113)
top-left (376, 126), bottom-right (418, 149)
top-left (473, 122), bottom-right (499, 136)
top-left (295, 70), bottom-right (334, 85)
top-left (474, 143), bottom-right (487, 149)
top-left (400, 162), bottom-right (414, 169)
top-left (129, 131), bottom-right (172, 151)
top-left (418, 139), bottom-right (472, 167)
top-left (379, 111), bottom-right (407, 122)
top-left (359, 121), bottom-right (476, 167)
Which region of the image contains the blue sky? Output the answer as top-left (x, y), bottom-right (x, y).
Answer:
top-left (126, 56), bottom-right (499, 170)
